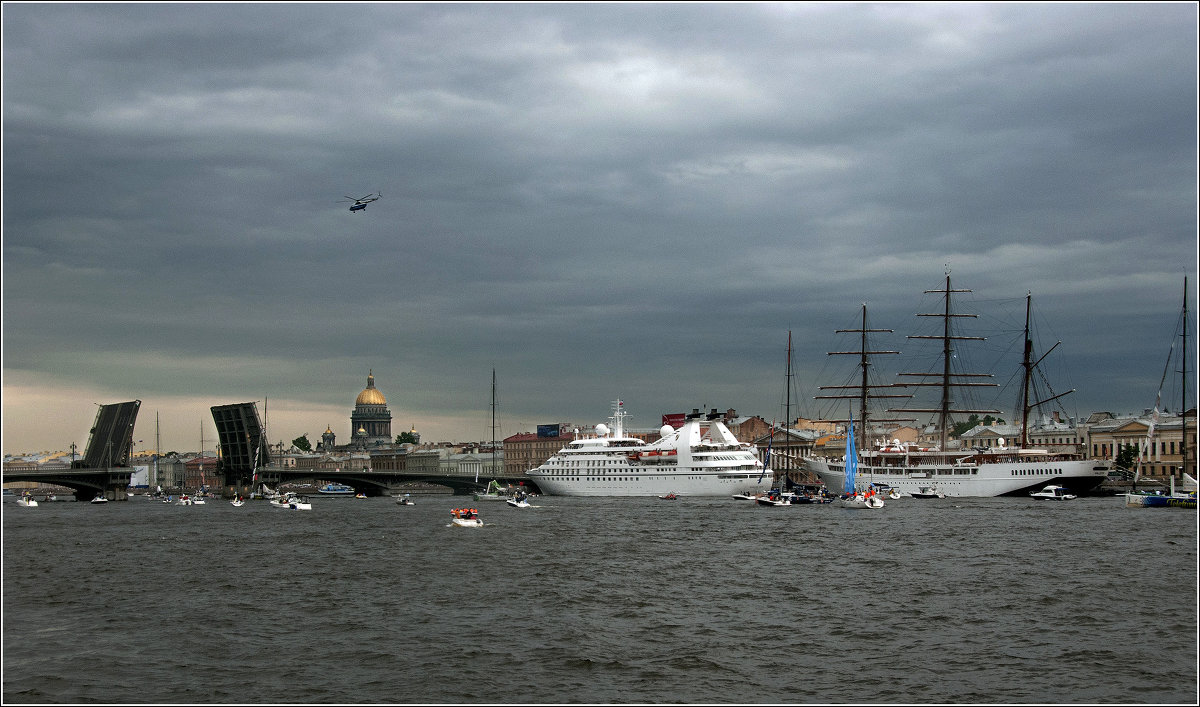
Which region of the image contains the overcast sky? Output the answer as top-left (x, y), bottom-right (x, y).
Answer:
top-left (3, 2), bottom-right (1197, 455)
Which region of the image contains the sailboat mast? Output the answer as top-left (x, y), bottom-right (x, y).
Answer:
top-left (155, 411), bottom-right (161, 489)
top-left (785, 331), bottom-right (792, 476)
top-left (1182, 276), bottom-right (1189, 479)
top-left (858, 305), bottom-right (870, 448)
top-left (1021, 293), bottom-right (1033, 448)
top-left (900, 273), bottom-right (996, 451)
top-left (491, 368), bottom-right (497, 480)
top-left (817, 304), bottom-right (908, 452)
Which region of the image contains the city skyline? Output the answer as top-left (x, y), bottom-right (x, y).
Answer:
top-left (4, 3), bottom-right (1198, 455)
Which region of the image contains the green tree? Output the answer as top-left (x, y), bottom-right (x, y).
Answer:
top-left (396, 431), bottom-right (417, 444)
top-left (292, 434), bottom-right (312, 452)
top-left (1115, 444), bottom-right (1137, 472)
top-left (951, 414), bottom-right (1005, 437)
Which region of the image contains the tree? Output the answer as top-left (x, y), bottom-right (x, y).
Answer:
top-left (1115, 444), bottom-right (1137, 472)
top-left (292, 434), bottom-right (312, 452)
top-left (396, 431), bottom-right (417, 444)
top-left (951, 414), bottom-right (1005, 438)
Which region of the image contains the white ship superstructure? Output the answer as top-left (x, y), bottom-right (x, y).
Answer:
top-left (525, 403), bottom-right (771, 497)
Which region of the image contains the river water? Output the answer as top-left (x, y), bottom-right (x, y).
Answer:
top-left (3, 494), bottom-right (1196, 704)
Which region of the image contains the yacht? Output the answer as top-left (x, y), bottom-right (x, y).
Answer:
top-left (1030, 485), bottom-right (1077, 500)
top-left (525, 402), bottom-right (771, 497)
top-left (317, 483), bottom-right (355, 496)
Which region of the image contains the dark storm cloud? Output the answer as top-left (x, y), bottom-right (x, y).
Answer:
top-left (3, 2), bottom-right (1196, 451)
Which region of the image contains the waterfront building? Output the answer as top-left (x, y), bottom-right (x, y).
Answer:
top-left (1084, 409), bottom-right (1196, 480)
top-left (753, 427), bottom-right (820, 484)
top-left (350, 371), bottom-right (392, 447)
top-left (184, 455), bottom-right (220, 491)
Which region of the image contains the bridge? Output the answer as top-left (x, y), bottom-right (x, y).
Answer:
top-left (2, 401), bottom-right (141, 501)
top-left (3, 399), bottom-right (541, 500)
top-left (251, 467), bottom-right (539, 497)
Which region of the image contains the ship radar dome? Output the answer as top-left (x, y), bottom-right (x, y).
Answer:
top-left (595, 423), bottom-right (609, 436)
top-left (660, 425), bottom-right (674, 438)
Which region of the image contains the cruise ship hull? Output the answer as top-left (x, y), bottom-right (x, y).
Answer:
top-left (528, 469), bottom-right (771, 497)
top-left (806, 457), bottom-right (1110, 498)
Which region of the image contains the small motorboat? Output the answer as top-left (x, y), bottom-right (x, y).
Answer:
top-left (395, 494), bottom-right (415, 506)
top-left (230, 496), bottom-right (246, 507)
top-left (874, 483), bottom-right (902, 500)
top-left (910, 486), bottom-right (945, 499)
top-left (90, 494), bottom-right (109, 504)
top-left (659, 492), bottom-right (678, 501)
top-left (354, 493), bottom-right (368, 499)
top-left (270, 492), bottom-right (312, 510)
top-left (731, 492), bottom-right (763, 501)
top-left (17, 493), bottom-right (38, 507)
top-left (1030, 485), bottom-right (1077, 501)
top-left (506, 491), bottom-right (531, 508)
top-left (450, 507), bottom-right (482, 527)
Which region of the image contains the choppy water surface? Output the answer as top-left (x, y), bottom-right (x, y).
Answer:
top-left (3, 494), bottom-right (1197, 704)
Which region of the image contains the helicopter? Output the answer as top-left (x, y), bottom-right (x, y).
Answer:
top-left (337, 192), bottom-right (381, 212)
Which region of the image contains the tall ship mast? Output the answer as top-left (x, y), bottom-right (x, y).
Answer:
top-left (815, 303), bottom-right (911, 452)
top-left (1017, 292), bottom-right (1074, 448)
top-left (893, 271), bottom-right (999, 450)
top-left (804, 274), bottom-right (1110, 497)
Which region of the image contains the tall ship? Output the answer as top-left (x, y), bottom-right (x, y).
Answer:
top-left (805, 274), bottom-right (1111, 497)
top-left (525, 402), bottom-right (771, 497)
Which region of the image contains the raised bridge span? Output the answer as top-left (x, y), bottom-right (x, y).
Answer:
top-left (4, 400), bottom-right (539, 500)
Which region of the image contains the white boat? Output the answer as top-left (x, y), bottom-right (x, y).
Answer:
top-left (270, 492), bottom-right (312, 510)
top-left (450, 507), bottom-right (482, 527)
top-left (910, 486), bottom-right (946, 499)
top-left (395, 494), bottom-right (415, 506)
top-left (230, 495), bottom-right (246, 507)
top-left (1030, 485), bottom-right (1077, 501)
top-left (90, 494), bottom-right (108, 504)
top-left (17, 493), bottom-right (38, 507)
top-left (506, 490), bottom-right (532, 508)
top-left (525, 401), bottom-right (771, 497)
top-left (806, 282), bottom-right (1110, 498)
top-left (474, 479), bottom-right (512, 501)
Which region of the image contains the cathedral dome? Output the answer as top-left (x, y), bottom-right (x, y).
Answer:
top-left (356, 371), bottom-right (387, 406)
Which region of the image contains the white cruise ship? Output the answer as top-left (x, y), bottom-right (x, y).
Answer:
top-left (525, 403), bottom-right (771, 497)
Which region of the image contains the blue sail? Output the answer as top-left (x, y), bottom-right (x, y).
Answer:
top-left (844, 413), bottom-right (857, 494)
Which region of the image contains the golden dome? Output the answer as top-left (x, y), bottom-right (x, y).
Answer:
top-left (355, 371), bottom-right (387, 406)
